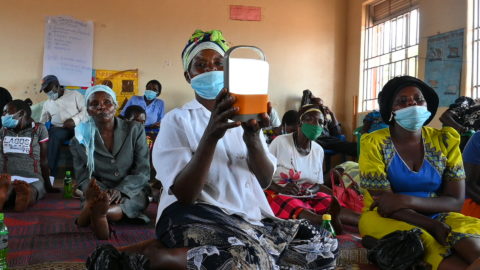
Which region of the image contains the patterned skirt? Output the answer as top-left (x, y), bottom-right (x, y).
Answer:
top-left (156, 202), bottom-right (338, 270)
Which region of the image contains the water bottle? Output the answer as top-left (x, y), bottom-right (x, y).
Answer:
top-left (63, 171), bottom-right (73, 199)
top-left (321, 214), bottom-right (336, 237)
top-left (0, 213), bottom-right (8, 269)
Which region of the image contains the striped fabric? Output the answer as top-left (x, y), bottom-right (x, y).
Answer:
top-left (264, 190), bottom-right (332, 219)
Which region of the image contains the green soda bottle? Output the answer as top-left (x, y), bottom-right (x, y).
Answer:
top-left (63, 171), bottom-right (73, 199)
top-left (321, 214), bottom-right (336, 237)
top-left (0, 213), bottom-right (8, 269)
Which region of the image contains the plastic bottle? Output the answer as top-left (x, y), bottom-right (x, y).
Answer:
top-left (0, 213), bottom-right (8, 269)
top-left (321, 214), bottom-right (336, 237)
top-left (63, 171), bottom-right (73, 199)
top-left (466, 129), bottom-right (476, 137)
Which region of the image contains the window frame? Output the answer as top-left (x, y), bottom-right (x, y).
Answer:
top-left (360, 1), bottom-right (420, 112)
top-left (472, 0), bottom-right (480, 99)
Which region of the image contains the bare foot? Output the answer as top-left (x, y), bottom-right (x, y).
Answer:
top-left (90, 191), bottom-right (110, 240)
top-left (0, 174), bottom-right (11, 210)
top-left (12, 180), bottom-right (31, 212)
top-left (85, 178), bottom-right (102, 202)
top-left (77, 179), bottom-right (101, 227)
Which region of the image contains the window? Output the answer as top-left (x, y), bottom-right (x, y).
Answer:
top-left (361, 0), bottom-right (419, 111)
top-left (472, 0), bottom-right (480, 98)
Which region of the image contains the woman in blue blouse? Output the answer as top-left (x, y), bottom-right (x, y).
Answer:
top-left (121, 80), bottom-right (165, 129)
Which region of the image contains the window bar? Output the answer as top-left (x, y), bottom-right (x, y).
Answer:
top-left (476, 0), bottom-right (480, 97)
top-left (362, 7), bottom-right (419, 111)
top-left (475, 0), bottom-right (479, 98)
top-left (364, 7), bottom-right (370, 111)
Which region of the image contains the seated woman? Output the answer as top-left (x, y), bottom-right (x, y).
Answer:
top-left (439, 96), bottom-right (480, 150)
top-left (461, 131), bottom-right (480, 218)
top-left (120, 80), bottom-right (164, 130)
top-left (122, 105), bottom-right (146, 125)
top-left (91, 29), bottom-right (338, 270)
top-left (266, 105), bottom-right (340, 227)
top-left (360, 110), bottom-right (387, 134)
top-left (0, 100), bottom-right (56, 212)
top-left (266, 104), bottom-right (359, 232)
top-left (301, 90), bottom-right (357, 158)
top-left (122, 104), bottom-right (160, 199)
top-left (264, 109), bottom-right (299, 144)
top-left (70, 85), bottom-right (150, 240)
top-left (157, 29), bottom-right (338, 269)
top-left (359, 76), bottom-right (480, 270)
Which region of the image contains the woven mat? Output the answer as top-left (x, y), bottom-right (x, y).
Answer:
top-left (6, 192), bottom-right (157, 267)
top-left (338, 248), bottom-right (369, 266)
top-left (11, 262), bottom-right (85, 270)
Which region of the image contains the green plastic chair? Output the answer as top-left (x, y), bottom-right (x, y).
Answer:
top-left (353, 126), bottom-right (363, 159)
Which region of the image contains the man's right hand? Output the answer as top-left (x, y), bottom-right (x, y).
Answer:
top-left (203, 89), bottom-right (241, 141)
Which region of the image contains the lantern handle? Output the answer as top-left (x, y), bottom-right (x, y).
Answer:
top-left (224, 45), bottom-right (266, 61)
top-left (224, 45), bottom-right (266, 93)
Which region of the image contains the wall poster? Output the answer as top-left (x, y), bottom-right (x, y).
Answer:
top-left (425, 28), bottom-right (464, 107)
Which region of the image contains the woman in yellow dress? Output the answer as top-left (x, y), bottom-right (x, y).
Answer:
top-left (359, 76), bottom-right (480, 270)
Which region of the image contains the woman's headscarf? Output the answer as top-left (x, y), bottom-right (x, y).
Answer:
top-left (181, 29), bottom-right (230, 71)
top-left (74, 85), bottom-right (118, 177)
top-left (298, 104), bottom-right (323, 122)
top-left (378, 76), bottom-right (438, 126)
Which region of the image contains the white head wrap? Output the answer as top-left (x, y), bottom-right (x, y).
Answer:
top-left (182, 42), bottom-right (226, 71)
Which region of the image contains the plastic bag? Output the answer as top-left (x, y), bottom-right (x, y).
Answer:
top-left (86, 244), bottom-right (149, 270)
top-left (367, 228), bottom-right (427, 270)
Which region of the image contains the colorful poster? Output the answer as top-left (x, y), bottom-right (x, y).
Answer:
top-left (94, 69), bottom-right (139, 113)
top-left (424, 29), bottom-right (464, 107)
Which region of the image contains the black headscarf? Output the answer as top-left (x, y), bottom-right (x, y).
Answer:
top-left (378, 76), bottom-right (438, 126)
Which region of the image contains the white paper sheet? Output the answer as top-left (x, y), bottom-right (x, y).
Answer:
top-left (11, 176), bottom-right (39, 184)
top-left (43, 16), bottom-right (94, 87)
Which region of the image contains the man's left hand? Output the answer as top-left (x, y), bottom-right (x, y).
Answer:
top-left (63, 119), bottom-right (76, 129)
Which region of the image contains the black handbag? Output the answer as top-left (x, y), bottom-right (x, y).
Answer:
top-left (366, 228), bottom-right (429, 270)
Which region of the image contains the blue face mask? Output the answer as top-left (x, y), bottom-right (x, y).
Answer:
top-left (47, 91), bottom-right (59, 100)
top-left (394, 106), bottom-right (431, 132)
top-left (190, 71), bottom-right (224, 100)
top-left (144, 90), bottom-right (157, 101)
top-left (1, 114), bottom-right (19, 129)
